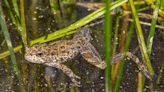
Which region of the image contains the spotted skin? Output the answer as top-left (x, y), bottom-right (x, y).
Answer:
top-left (25, 29), bottom-right (102, 86)
top-left (25, 28), bottom-right (152, 86)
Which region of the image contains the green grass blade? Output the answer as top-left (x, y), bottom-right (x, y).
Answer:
top-left (0, 2), bottom-right (19, 78)
top-left (104, 0), bottom-right (112, 91)
top-left (50, 0), bottom-right (60, 14)
top-left (4, 0), bottom-right (22, 33)
top-left (30, 0), bottom-right (128, 44)
top-left (161, 0), bottom-right (164, 11)
top-left (0, 3), bottom-right (25, 92)
top-left (49, 0), bottom-right (62, 23)
top-left (0, 0), bottom-right (128, 59)
top-left (20, 0), bottom-right (27, 45)
top-left (12, 0), bottom-right (20, 17)
top-left (147, 0), bottom-right (160, 54)
top-left (129, 0), bottom-right (154, 75)
top-left (113, 20), bottom-right (135, 92)
top-left (113, 60), bottom-right (124, 92)
top-left (129, 0), bottom-right (155, 91)
top-left (111, 8), bottom-right (121, 80)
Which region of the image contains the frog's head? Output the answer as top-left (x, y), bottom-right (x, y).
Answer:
top-left (25, 45), bottom-right (45, 64)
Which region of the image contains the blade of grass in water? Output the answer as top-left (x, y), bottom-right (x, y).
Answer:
top-left (4, 0), bottom-right (22, 34)
top-left (29, 0), bottom-right (128, 44)
top-left (0, 2), bottom-right (19, 78)
top-left (114, 22), bottom-right (135, 92)
top-left (5, 0), bottom-right (27, 45)
top-left (129, 0), bottom-right (154, 76)
top-left (148, 0), bottom-right (161, 88)
top-left (129, 0), bottom-right (154, 91)
top-left (0, 4), bottom-right (25, 92)
top-left (0, 0), bottom-right (128, 59)
top-left (20, 0), bottom-right (27, 45)
top-left (147, 0), bottom-right (160, 54)
top-left (49, 0), bottom-right (62, 23)
top-left (50, 0), bottom-right (59, 13)
top-left (12, 0), bottom-right (20, 17)
top-left (112, 7), bottom-right (121, 82)
top-left (104, 0), bottom-right (112, 91)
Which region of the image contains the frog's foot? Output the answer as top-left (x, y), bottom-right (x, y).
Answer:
top-left (98, 61), bottom-right (106, 69)
top-left (45, 62), bottom-right (82, 86)
top-left (70, 75), bottom-right (81, 87)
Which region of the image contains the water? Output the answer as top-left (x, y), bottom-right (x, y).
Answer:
top-left (0, 0), bottom-right (164, 92)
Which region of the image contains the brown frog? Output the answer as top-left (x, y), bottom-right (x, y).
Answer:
top-left (25, 28), bottom-right (152, 86)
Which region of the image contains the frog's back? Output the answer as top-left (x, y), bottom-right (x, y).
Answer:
top-left (25, 29), bottom-right (91, 63)
top-left (47, 40), bottom-right (81, 62)
top-left (44, 29), bottom-right (92, 62)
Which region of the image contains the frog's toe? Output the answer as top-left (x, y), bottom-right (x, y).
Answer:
top-left (71, 76), bottom-right (81, 87)
top-left (75, 75), bottom-right (81, 79)
top-left (71, 78), bottom-right (81, 87)
top-left (97, 62), bottom-right (106, 69)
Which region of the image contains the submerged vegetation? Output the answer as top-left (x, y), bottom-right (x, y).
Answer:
top-left (0, 0), bottom-right (164, 92)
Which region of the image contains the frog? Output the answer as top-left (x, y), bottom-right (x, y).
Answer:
top-left (25, 28), bottom-right (152, 86)
top-left (25, 28), bottom-right (106, 86)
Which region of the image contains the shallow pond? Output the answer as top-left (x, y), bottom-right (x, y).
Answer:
top-left (0, 0), bottom-right (164, 92)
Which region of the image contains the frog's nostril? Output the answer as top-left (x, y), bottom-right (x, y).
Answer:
top-left (77, 46), bottom-right (81, 49)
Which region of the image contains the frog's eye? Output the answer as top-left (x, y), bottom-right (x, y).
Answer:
top-left (37, 52), bottom-right (43, 56)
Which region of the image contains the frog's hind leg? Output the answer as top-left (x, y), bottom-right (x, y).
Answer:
top-left (111, 52), bottom-right (152, 80)
top-left (44, 62), bottom-right (81, 86)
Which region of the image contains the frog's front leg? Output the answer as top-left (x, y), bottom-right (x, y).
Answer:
top-left (80, 42), bottom-right (106, 69)
top-left (44, 62), bottom-right (81, 86)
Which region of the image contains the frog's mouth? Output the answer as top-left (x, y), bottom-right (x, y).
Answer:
top-left (24, 55), bottom-right (43, 64)
top-left (24, 55), bottom-right (34, 63)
